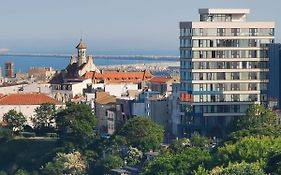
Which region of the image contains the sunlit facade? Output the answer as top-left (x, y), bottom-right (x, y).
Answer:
top-left (179, 9), bottom-right (275, 137)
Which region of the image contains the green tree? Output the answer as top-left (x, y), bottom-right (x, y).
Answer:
top-left (216, 136), bottom-right (281, 165)
top-left (119, 117), bottom-right (164, 151)
top-left (190, 132), bottom-right (210, 148)
top-left (102, 154), bottom-right (124, 172)
top-left (236, 104), bottom-right (278, 131)
top-left (192, 166), bottom-right (208, 175)
top-left (169, 138), bottom-right (191, 153)
top-left (3, 109), bottom-right (26, 131)
top-left (15, 169), bottom-right (30, 175)
top-left (125, 146), bottom-right (143, 166)
top-left (142, 147), bottom-right (211, 175)
top-left (210, 161), bottom-right (265, 175)
top-left (0, 171), bottom-right (7, 175)
top-left (41, 151), bottom-right (87, 175)
top-left (32, 103), bottom-right (56, 131)
top-left (265, 150), bottom-right (281, 175)
top-left (56, 103), bottom-right (96, 148)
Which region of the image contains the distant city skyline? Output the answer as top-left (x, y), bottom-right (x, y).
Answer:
top-left (0, 0), bottom-right (280, 55)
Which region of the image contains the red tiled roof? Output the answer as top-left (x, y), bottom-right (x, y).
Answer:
top-left (84, 71), bottom-right (153, 84)
top-left (0, 94), bottom-right (5, 99)
top-left (149, 77), bottom-right (172, 83)
top-left (0, 94), bottom-right (63, 105)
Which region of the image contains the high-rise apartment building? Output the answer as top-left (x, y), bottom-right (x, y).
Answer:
top-left (179, 9), bottom-right (275, 137)
top-left (268, 43), bottom-right (281, 109)
top-left (5, 61), bottom-right (14, 78)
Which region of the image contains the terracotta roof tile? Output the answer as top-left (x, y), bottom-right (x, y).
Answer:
top-left (0, 94), bottom-right (63, 105)
top-left (84, 71), bottom-right (153, 84)
top-left (95, 92), bottom-right (116, 105)
top-left (149, 77), bottom-right (173, 83)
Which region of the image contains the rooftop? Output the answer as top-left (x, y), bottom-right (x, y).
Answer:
top-left (84, 70), bottom-right (153, 84)
top-left (0, 93), bottom-right (63, 105)
top-left (76, 39), bottom-right (87, 49)
top-left (149, 77), bottom-right (173, 83)
top-left (199, 8), bottom-right (250, 15)
top-left (95, 92), bottom-right (116, 105)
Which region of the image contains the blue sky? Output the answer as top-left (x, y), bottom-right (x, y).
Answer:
top-left (0, 0), bottom-right (280, 55)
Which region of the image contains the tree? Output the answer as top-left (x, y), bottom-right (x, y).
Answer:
top-left (32, 103), bottom-right (56, 132)
top-left (3, 110), bottom-right (26, 131)
top-left (41, 151), bottom-right (87, 175)
top-left (190, 132), bottom-right (210, 148)
top-left (15, 169), bottom-right (30, 175)
top-left (56, 103), bottom-right (96, 148)
top-left (124, 146), bottom-right (143, 166)
top-left (210, 161), bottom-right (265, 175)
top-left (119, 117), bottom-right (164, 151)
top-left (236, 104), bottom-right (278, 131)
top-left (102, 154), bottom-right (124, 172)
top-left (142, 147), bottom-right (211, 175)
top-left (216, 136), bottom-right (281, 165)
top-left (265, 150), bottom-right (281, 175)
top-left (169, 138), bottom-right (191, 153)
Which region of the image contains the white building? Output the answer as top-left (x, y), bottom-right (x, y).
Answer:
top-left (22, 82), bottom-right (51, 94)
top-left (0, 93), bottom-right (63, 126)
top-left (105, 83), bottom-right (138, 98)
top-left (179, 9), bottom-right (275, 137)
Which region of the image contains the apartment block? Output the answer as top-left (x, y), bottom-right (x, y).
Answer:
top-left (179, 9), bottom-right (275, 137)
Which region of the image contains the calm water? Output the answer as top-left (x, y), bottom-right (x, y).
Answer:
top-left (0, 55), bottom-right (177, 73)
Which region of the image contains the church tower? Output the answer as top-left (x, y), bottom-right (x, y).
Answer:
top-left (76, 39), bottom-right (87, 66)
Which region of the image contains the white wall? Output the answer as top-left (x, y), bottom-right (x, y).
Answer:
top-left (0, 104), bottom-right (63, 126)
top-left (0, 84), bottom-right (28, 94)
top-left (105, 83), bottom-right (138, 97)
top-left (23, 83), bottom-right (51, 94)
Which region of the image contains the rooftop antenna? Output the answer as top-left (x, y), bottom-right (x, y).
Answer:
top-left (80, 30), bottom-right (83, 41)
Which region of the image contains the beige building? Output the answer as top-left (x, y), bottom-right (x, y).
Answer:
top-left (28, 67), bottom-right (56, 82)
top-left (0, 93), bottom-right (63, 126)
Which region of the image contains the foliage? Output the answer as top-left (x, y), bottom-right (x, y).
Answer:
top-left (210, 161), bottom-right (265, 175)
top-left (56, 103), bottom-right (96, 148)
top-left (42, 151), bottom-right (87, 175)
top-left (15, 169), bottom-right (30, 175)
top-left (227, 126), bottom-right (281, 143)
top-left (236, 104), bottom-right (278, 131)
top-left (192, 166), bottom-right (208, 175)
top-left (0, 171), bottom-right (7, 175)
top-left (190, 132), bottom-right (210, 148)
top-left (0, 139), bottom-right (57, 174)
top-left (265, 150), bottom-right (281, 175)
top-left (32, 103), bottom-right (56, 133)
top-left (216, 136), bottom-right (281, 165)
top-left (142, 147), bottom-right (211, 175)
top-left (3, 109), bottom-right (26, 131)
top-left (119, 116), bottom-right (164, 151)
top-left (169, 138), bottom-right (190, 153)
top-left (125, 146), bottom-right (143, 166)
top-left (102, 154), bottom-right (124, 172)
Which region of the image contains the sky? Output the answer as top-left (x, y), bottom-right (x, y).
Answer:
top-left (0, 0), bottom-right (280, 56)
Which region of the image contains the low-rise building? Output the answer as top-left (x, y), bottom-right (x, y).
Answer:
top-left (0, 93), bottom-right (63, 125)
top-left (94, 92), bottom-right (116, 134)
top-left (148, 76), bottom-right (179, 95)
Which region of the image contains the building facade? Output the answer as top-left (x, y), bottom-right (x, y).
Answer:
top-left (179, 9), bottom-right (275, 137)
top-left (5, 61), bottom-right (14, 78)
top-left (268, 43), bottom-right (281, 109)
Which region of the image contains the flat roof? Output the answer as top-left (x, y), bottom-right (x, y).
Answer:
top-left (199, 8), bottom-right (250, 15)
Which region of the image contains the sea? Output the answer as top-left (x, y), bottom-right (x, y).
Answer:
top-left (0, 55), bottom-right (178, 73)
